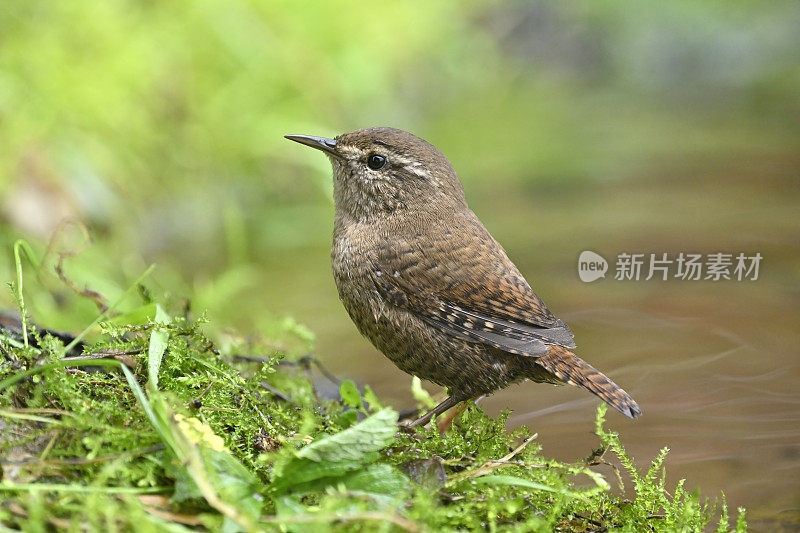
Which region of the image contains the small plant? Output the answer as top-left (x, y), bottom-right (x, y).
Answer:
top-left (592, 403), bottom-right (746, 532)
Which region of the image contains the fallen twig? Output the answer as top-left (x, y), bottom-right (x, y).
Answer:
top-left (445, 433), bottom-right (538, 487)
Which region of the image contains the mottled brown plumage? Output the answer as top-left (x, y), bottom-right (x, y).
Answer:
top-left (286, 127), bottom-right (641, 427)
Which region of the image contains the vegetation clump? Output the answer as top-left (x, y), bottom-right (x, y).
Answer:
top-left (0, 242), bottom-right (746, 531)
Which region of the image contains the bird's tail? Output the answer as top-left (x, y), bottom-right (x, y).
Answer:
top-left (536, 346), bottom-right (641, 419)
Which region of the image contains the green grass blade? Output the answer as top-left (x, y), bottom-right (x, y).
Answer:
top-left (0, 483), bottom-right (169, 494)
top-left (12, 239), bottom-right (40, 350)
top-left (64, 264), bottom-right (157, 353)
top-left (147, 305), bottom-right (171, 390)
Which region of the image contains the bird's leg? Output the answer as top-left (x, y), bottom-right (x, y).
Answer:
top-left (436, 394), bottom-right (484, 433)
top-left (407, 393), bottom-right (469, 429)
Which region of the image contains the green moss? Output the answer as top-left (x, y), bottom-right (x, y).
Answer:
top-left (0, 265), bottom-right (746, 532)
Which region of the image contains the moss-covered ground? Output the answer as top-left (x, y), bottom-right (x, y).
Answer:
top-left (0, 242), bottom-right (746, 532)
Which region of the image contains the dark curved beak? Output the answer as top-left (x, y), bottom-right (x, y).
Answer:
top-left (284, 134), bottom-right (340, 157)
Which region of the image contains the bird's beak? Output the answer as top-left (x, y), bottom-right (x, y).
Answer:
top-left (284, 134), bottom-right (340, 158)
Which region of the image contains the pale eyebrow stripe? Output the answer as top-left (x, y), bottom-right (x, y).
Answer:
top-left (340, 144), bottom-right (428, 178)
top-left (339, 145), bottom-right (362, 156)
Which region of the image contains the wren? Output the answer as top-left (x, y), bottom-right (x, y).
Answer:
top-left (286, 128), bottom-right (641, 427)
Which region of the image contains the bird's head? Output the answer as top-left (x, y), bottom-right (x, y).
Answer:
top-left (286, 127), bottom-right (467, 221)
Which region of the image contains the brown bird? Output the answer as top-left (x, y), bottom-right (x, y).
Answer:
top-left (286, 127), bottom-right (641, 428)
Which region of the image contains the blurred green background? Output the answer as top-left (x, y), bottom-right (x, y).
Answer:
top-left (1, 0), bottom-right (799, 524)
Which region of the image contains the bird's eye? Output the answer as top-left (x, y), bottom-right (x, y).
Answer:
top-left (366, 153), bottom-right (386, 170)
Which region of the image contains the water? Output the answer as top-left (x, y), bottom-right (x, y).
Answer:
top-left (253, 166), bottom-right (800, 525)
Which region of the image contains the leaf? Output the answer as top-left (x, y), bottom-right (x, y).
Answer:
top-left (273, 495), bottom-right (327, 533)
top-left (148, 305), bottom-right (170, 390)
top-left (285, 463), bottom-right (409, 502)
top-left (173, 414), bottom-right (228, 453)
top-left (411, 377), bottom-right (435, 409)
top-left (274, 494), bottom-right (307, 517)
top-left (205, 448), bottom-right (263, 521)
top-left (362, 385), bottom-right (384, 412)
top-left (339, 379), bottom-right (361, 409)
top-left (402, 456), bottom-right (446, 488)
top-left (341, 463), bottom-right (408, 497)
top-left (336, 409), bottom-right (358, 429)
top-left (297, 408), bottom-right (397, 462)
top-left (170, 462), bottom-right (204, 503)
top-left (271, 408), bottom-right (398, 492)
top-left (161, 403), bottom-right (262, 532)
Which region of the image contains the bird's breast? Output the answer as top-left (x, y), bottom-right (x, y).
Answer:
top-left (331, 220), bottom-right (385, 324)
